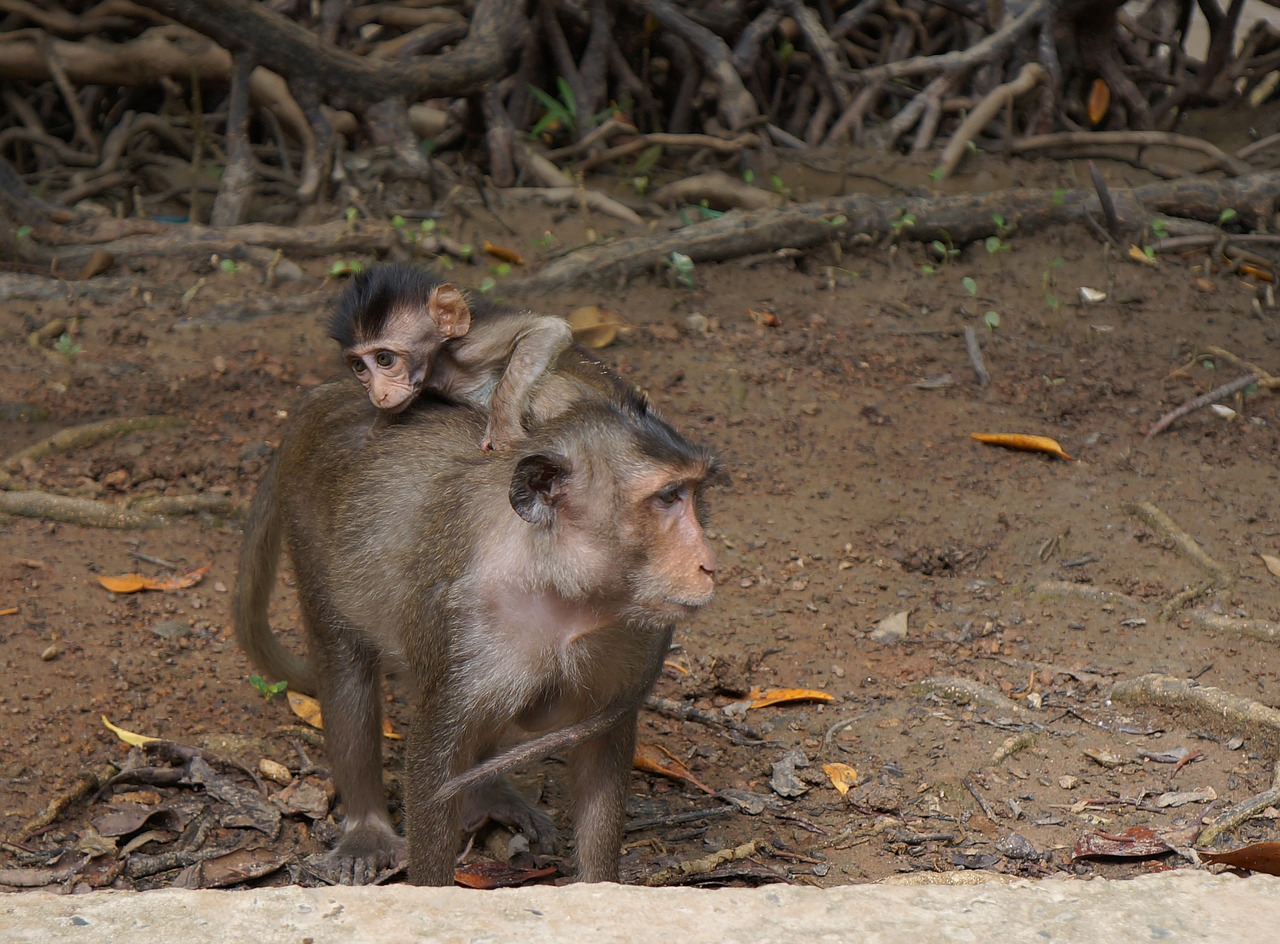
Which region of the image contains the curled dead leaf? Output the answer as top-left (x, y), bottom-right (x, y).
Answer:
top-left (970, 433), bottom-right (1073, 461)
top-left (1127, 244), bottom-right (1158, 267)
top-left (567, 306), bottom-right (629, 349)
top-left (1261, 554), bottom-right (1280, 579)
top-left (748, 308), bottom-right (780, 327)
top-left (1200, 842), bottom-right (1280, 875)
top-left (749, 688), bottom-right (835, 709)
top-left (96, 565), bottom-right (210, 594)
top-left (633, 742), bottom-right (715, 794)
top-left (823, 762), bottom-right (859, 794)
top-left (482, 240), bottom-right (524, 266)
top-left (102, 714), bottom-right (159, 747)
top-left (287, 690), bottom-right (399, 739)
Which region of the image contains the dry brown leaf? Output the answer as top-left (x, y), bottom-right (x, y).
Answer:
top-left (1261, 554), bottom-right (1280, 579)
top-left (633, 742), bottom-right (715, 794)
top-left (1086, 78), bottom-right (1110, 126)
top-left (1200, 842), bottom-right (1280, 875)
top-left (96, 564), bottom-right (210, 594)
top-left (567, 306), bottom-right (628, 349)
top-left (454, 862), bottom-right (558, 889)
top-left (102, 714), bottom-right (158, 747)
top-left (823, 762), bottom-right (859, 795)
top-left (749, 687), bottom-right (835, 709)
top-left (970, 433), bottom-right (1073, 461)
top-left (286, 690), bottom-right (399, 738)
top-left (748, 308), bottom-right (780, 327)
top-left (482, 240), bottom-right (524, 266)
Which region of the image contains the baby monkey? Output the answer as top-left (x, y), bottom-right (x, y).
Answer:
top-left (330, 264), bottom-right (573, 451)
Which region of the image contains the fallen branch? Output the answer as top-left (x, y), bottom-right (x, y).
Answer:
top-left (509, 172), bottom-right (1280, 290)
top-left (0, 489), bottom-right (227, 528)
top-left (1144, 372), bottom-right (1259, 439)
top-left (1124, 500), bottom-right (1231, 592)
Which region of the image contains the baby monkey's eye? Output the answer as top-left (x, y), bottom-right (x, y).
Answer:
top-left (374, 351), bottom-right (396, 369)
top-left (350, 360), bottom-right (368, 375)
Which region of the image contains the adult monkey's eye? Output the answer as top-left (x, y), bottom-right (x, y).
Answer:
top-left (375, 351), bottom-right (395, 369)
top-left (655, 484), bottom-right (684, 506)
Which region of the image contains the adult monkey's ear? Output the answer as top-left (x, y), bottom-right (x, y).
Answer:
top-left (509, 452), bottom-right (571, 525)
top-left (430, 284), bottom-right (473, 338)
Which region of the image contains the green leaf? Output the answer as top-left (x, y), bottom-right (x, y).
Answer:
top-left (983, 310), bottom-right (1001, 330)
top-left (391, 215), bottom-right (406, 229)
top-left (984, 235), bottom-right (1004, 253)
top-left (478, 276), bottom-right (497, 293)
top-left (345, 206), bottom-right (358, 223)
top-left (1218, 207), bottom-right (1238, 226)
top-left (15, 225), bottom-right (32, 240)
top-left (962, 276), bottom-right (977, 296)
top-left (219, 258), bottom-right (239, 273)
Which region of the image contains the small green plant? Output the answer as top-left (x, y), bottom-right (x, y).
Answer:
top-left (345, 206), bottom-right (358, 225)
top-left (666, 251), bottom-right (696, 289)
top-left (983, 310), bottom-right (1001, 331)
top-left (891, 211), bottom-right (916, 235)
top-left (419, 218), bottom-right (437, 236)
top-left (742, 168), bottom-right (755, 185)
top-left (1218, 208), bottom-right (1238, 227)
top-left (930, 237), bottom-right (959, 264)
top-left (490, 262), bottom-right (512, 278)
top-left (984, 214), bottom-right (1011, 253)
top-left (530, 77), bottom-right (577, 138)
top-left (327, 260), bottom-right (364, 277)
top-left (249, 674), bottom-right (287, 701)
top-left (962, 276), bottom-right (978, 296)
top-left (477, 276), bottom-right (497, 293)
top-left (219, 258), bottom-right (239, 273)
top-left (1051, 188), bottom-right (1067, 207)
top-left (391, 214), bottom-right (407, 230)
top-left (770, 174), bottom-right (791, 199)
top-left (677, 203), bottom-right (725, 225)
top-left (53, 333), bottom-right (82, 359)
top-left (15, 224), bottom-right (33, 240)
top-left (531, 231), bottom-right (556, 250)
top-left (458, 243), bottom-right (474, 261)
top-left (1150, 219), bottom-right (1170, 240)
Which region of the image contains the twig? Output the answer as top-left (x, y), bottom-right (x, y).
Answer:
top-left (963, 324), bottom-right (990, 387)
top-left (645, 696), bottom-right (766, 743)
top-left (1199, 346), bottom-right (1280, 389)
top-left (576, 132), bottom-right (758, 173)
top-left (1088, 161), bottom-right (1122, 242)
top-left (1144, 372), bottom-right (1258, 439)
top-left (963, 776), bottom-right (999, 820)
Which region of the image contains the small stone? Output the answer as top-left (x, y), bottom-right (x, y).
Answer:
top-left (259, 758), bottom-right (292, 785)
top-left (151, 620), bottom-right (190, 640)
top-left (1058, 775), bottom-right (1078, 789)
top-left (40, 643), bottom-right (59, 661)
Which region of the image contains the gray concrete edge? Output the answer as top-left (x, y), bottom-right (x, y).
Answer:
top-left (3, 869), bottom-right (1278, 944)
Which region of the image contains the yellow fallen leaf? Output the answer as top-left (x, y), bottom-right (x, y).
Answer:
top-left (567, 306), bottom-right (629, 349)
top-left (102, 714), bottom-right (158, 747)
top-left (749, 688), bottom-right (836, 709)
top-left (286, 690), bottom-right (399, 739)
top-left (482, 240), bottom-right (524, 266)
top-left (96, 565), bottom-right (210, 594)
top-left (1262, 554), bottom-right (1280, 579)
top-left (1127, 244), bottom-right (1158, 266)
top-left (633, 743), bottom-right (715, 794)
top-left (970, 433), bottom-right (1073, 461)
top-left (823, 762), bottom-right (859, 795)
top-left (1086, 78), bottom-right (1110, 126)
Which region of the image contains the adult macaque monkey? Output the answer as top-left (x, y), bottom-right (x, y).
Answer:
top-left (233, 382), bottom-right (719, 884)
top-left (330, 264), bottom-right (574, 451)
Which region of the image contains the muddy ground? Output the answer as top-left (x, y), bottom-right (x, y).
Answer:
top-left (3, 148), bottom-right (1280, 890)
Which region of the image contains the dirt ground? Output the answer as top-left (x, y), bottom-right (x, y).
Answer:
top-left (3, 146), bottom-right (1280, 891)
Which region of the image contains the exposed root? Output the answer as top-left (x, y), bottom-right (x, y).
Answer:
top-left (1110, 674), bottom-right (1280, 752)
top-left (1197, 759), bottom-right (1280, 848)
top-left (1028, 580), bottom-right (1142, 609)
top-left (1123, 501), bottom-right (1231, 616)
top-left (0, 489), bottom-right (229, 528)
top-left (642, 838), bottom-right (764, 886)
top-left (1145, 372), bottom-right (1259, 439)
top-left (11, 763), bottom-right (119, 843)
top-left (1184, 609), bottom-right (1280, 643)
top-left (913, 676), bottom-right (1034, 720)
top-left (2, 415), bottom-right (182, 474)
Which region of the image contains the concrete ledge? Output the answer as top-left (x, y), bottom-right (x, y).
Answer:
top-left (3, 870), bottom-right (1278, 943)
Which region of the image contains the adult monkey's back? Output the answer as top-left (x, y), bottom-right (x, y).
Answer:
top-left (233, 382), bottom-right (719, 884)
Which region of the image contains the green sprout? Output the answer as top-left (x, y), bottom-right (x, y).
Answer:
top-left (327, 260), bottom-right (364, 278)
top-left (530, 77), bottom-right (578, 138)
top-left (53, 333), bottom-right (82, 359)
top-left (249, 674), bottom-right (287, 701)
top-left (983, 310), bottom-right (1001, 331)
top-left (667, 251), bottom-right (696, 289)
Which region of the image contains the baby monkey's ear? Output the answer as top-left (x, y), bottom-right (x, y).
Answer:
top-left (430, 284), bottom-right (472, 338)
